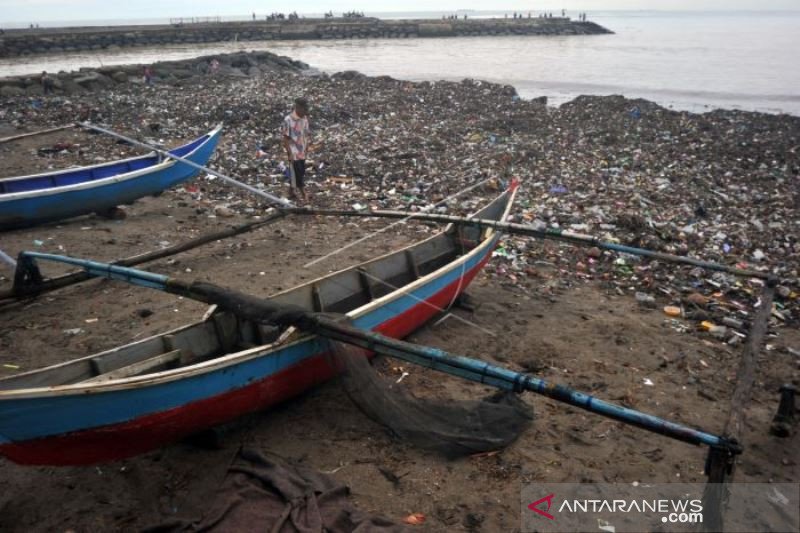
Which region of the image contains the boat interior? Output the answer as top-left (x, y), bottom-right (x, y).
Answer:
top-left (0, 190), bottom-right (510, 391)
top-left (0, 132), bottom-right (212, 196)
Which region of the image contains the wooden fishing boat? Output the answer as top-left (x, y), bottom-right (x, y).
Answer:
top-left (0, 183), bottom-right (518, 465)
top-left (0, 125), bottom-right (223, 229)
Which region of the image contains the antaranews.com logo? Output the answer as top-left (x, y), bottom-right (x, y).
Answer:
top-left (528, 492), bottom-right (703, 524)
top-left (521, 483), bottom-right (799, 533)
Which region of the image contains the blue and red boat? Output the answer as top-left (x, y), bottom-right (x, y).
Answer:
top-left (0, 184), bottom-right (518, 465)
top-left (0, 125), bottom-right (222, 229)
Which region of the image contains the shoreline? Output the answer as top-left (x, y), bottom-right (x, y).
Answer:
top-left (1, 49), bottom-right (796, 118)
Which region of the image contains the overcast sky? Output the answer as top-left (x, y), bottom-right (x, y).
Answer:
top-left (1, 0), bottom-right (798, 24)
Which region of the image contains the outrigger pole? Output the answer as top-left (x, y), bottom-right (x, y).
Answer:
top-left (77, 122), bottom-right (294, 208)
top-left (0, 248), bottom-right (16, 269)
top-left (290, 208), bottom-right (778, 282)
top-left (12, 251), bottom-right (743, 457)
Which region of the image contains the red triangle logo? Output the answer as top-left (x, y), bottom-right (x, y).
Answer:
top-left (528, 493), bottom-right (556, 520)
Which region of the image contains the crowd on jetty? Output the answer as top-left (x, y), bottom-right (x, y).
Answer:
top-left (262, 10), bottom-right (365, 21)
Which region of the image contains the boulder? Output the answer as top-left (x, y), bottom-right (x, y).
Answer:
top-left (111, 71), bottom-right (128, 83)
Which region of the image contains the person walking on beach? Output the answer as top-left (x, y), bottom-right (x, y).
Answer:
top-left (282, 98), bottom-right (311, 203)
top-left (143, 65), bottom-right (153, 85)
top-left (40, 71), bottom-right (54, 95)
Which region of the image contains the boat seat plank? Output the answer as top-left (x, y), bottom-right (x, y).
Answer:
top-left (405, 250), bottom-right (420, 280)
top-left (312, 284), bottom-right (324, 312)
top-left (163, 322), bottom-right (220, 365)
top-left (357, 268), bottom-right (375, 300)
top-left (212, 312), bottom-right (239, 352)
top-left (87, 337), bottom-right (167, 377)
top-left (81, 350), bottom-right (182, 383)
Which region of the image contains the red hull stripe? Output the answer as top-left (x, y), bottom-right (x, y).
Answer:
top-left (0, 240), bottom-right (495, 465)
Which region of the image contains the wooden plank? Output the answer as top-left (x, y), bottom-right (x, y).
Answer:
top-left (81, 350), bottom-right (182, 383)
top-left (312, 284), bottom-right (324, 312)
top-left (88, 337), bottom-right (165, 376)
top-left (702, 282), bottom-right (776, 531)
top-left (212, 312), bottom-right (239, 352)
top-left (405, 250), bottom-right (420, 280)
top-left (357, 268), bottom-right (375, 300)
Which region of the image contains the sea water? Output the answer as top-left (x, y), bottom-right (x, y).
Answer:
top-left (1, 11), bottom-right (798, 115)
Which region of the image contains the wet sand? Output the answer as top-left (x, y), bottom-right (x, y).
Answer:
top-left (0, 57), bottom-right (798, 531)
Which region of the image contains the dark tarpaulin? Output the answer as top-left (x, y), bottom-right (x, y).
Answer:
top-left (147, 448), bottom-right (407, 533)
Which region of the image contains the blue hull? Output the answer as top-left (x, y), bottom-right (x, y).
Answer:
top-left (0, 127), bottom-right (222, 229)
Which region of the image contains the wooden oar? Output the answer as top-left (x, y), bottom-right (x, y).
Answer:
top-left (13, 251), bottom-right (742, 458)
top-left (290, 207), bottom-right (778, 282)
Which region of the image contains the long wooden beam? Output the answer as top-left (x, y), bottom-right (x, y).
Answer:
top-left (702, 280), bottom-right (776, 531)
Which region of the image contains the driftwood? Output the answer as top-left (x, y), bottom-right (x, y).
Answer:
top-left (702, 281), bottom-right (776, 531)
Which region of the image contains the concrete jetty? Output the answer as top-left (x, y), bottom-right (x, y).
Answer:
top-left (0, 17), bottom-right (612, 59)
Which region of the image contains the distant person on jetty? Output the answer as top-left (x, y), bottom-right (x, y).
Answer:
top-left (40, 71), bottom-right (54, 95)
top-left (282, 98), bottom-right (312, 203)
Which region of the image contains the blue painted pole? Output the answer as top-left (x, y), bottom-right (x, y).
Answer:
top-left (16, 252), bottom-right (169, 290)
top-left (318, 323), bottom-right (739, 453)
top-left (15, 252), bottom-right (741, 454)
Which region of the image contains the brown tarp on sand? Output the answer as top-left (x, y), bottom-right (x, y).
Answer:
top-left (148, 448), bottom-right (407, 533)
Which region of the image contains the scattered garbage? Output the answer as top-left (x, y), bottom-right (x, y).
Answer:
top-left (403, 513), bottom-right (426, 525)
top-left (0, 51), bottom-right (796, 337)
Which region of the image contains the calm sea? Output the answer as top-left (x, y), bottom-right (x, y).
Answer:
top-left (1, 10), bottom-right (799, 115)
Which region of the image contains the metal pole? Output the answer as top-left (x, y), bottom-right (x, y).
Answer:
top-left (78, 122), bottom-right (294, 208)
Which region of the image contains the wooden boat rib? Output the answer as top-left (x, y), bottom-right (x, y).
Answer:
top-left (0, 125), bottom-right (223, 229)
top-left (0, 183), bottom-right (518, 465)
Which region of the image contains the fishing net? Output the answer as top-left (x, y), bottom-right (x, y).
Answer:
top-left (327, 341), bottom-right (534, 458)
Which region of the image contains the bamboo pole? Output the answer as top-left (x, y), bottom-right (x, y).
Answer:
top-left (0, 124), bottom-right (75, 145)
top-left (0, 249), bottom-right (16, 269)
top-left (0, 211), bottom-right (287, 304)
top-left (291, 208), bottom-right (777, 281)
top-left (78, 122), bottom-right (294, 208)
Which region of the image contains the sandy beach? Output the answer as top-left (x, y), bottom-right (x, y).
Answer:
top-left (0, 52), bottom-right (798, 531)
